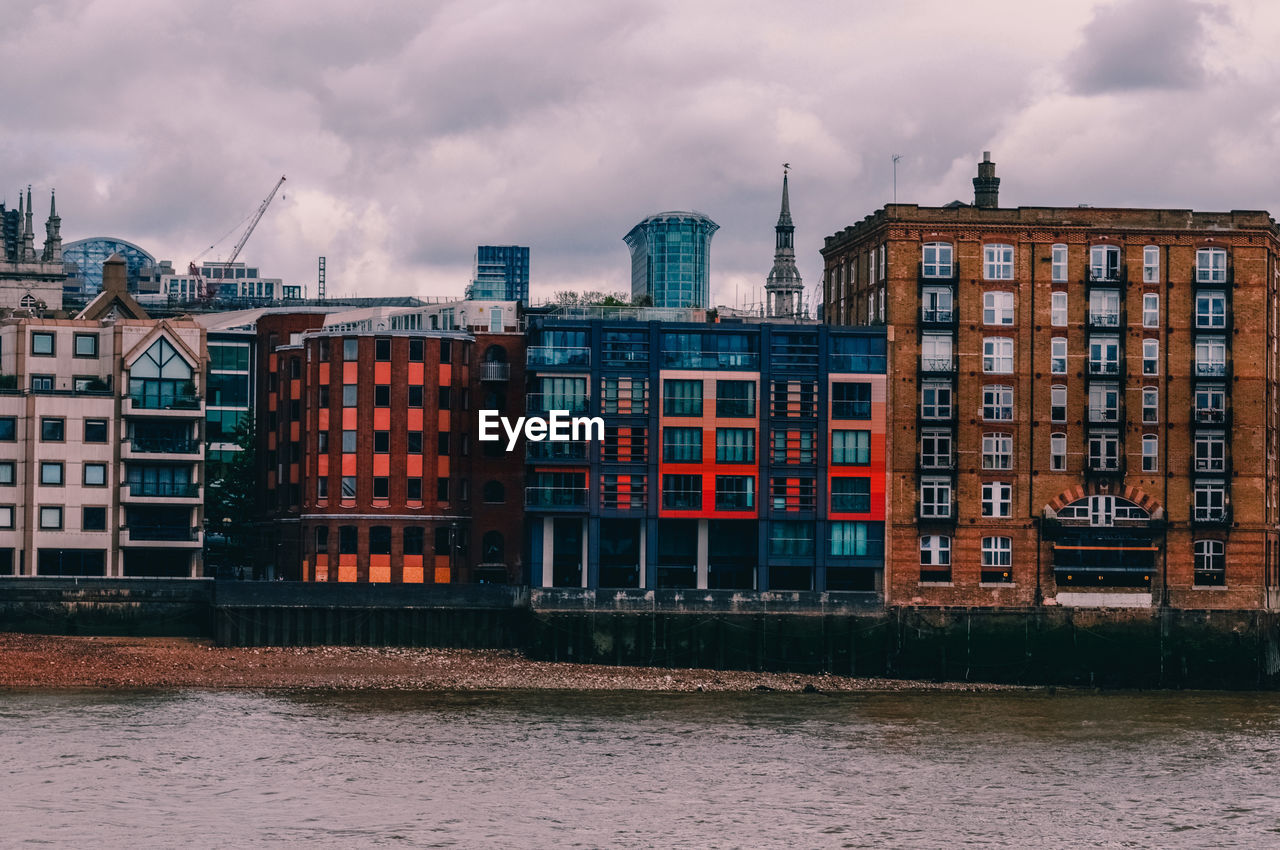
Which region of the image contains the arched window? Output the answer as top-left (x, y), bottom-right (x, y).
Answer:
top-left (484, 344), bottom-right (507, 363)
top-left (482, 531), bottom-right (505, 563)
top-left (482, 480), bottom-right (505, 503)
top-left (1051, 244), bottom-right (1068, 282)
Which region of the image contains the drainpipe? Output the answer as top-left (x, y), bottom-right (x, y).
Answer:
top-left (1160, 244), bottom-right (1170, 608)
top-left (1031, 243), bottom-right (1042, 606)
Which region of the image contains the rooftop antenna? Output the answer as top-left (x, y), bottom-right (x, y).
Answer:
top-left (892, 154), bottom-right (902, 203)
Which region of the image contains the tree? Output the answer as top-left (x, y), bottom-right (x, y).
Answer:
top-left (204, 417), bottom-right (259, 578)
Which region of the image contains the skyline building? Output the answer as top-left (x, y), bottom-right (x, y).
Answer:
top-left (467, 245), bottom-right (530, 304)
top-left (0, 186), bottom-right (65, 311)
top-left (623, 211), bottom-right (718, 308)
top-left (765, 168), bottom-right (804, 319)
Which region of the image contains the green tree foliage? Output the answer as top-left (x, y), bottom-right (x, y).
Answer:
top-left (205, 417), bottom-right (258, 576)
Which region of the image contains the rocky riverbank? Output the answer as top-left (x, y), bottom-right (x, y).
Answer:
top-left (0, 633), bottom-right (1023, 692)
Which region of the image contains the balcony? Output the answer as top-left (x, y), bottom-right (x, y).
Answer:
top-left (917, 503), bottom-right (956, 523)
top-left (1086, 361), bottom-right (1122, 377)
top-left (1193, 270), bottom-right (1232, 288)
top-left (917, 262), bottom-right (958, 284)
top-left (127, 437), bottom-right (201, 455)
top-left (1193, 457), bottom-right (1229, 474)
top-left (830, 353), bottom-right (887, 373)
top-left (1192, 407), bottom-right (1230, 427)
top-left (527, 346), bottom-right (590, 368)
top-left (121, 525), bottom-right (203, 547)
top-left (919, 356), bottom-right (956, 375)
top-left (479, 361), bottom-right (511, 382)
top-left (1191, 505), bottom-right (1231, 527)
top-left (526, 486), bottom-right (588, 508)
top-left (661, 351), bottom-right (760, 370)
top-left (919, 307), bottom-right (956, 328)
top-left (123, 482), bottom-right (201, 500)
top-left (917, 457), bottom-right (955, 473)
top-left (1087, 408), bottom-right (1121, 425)
top-left (1086, 312), bottom-right (1122, 330)
top-left (526, 393), bottom-right (589, 415)
top-left (127, 395), bottom-right (202, 417)
top-left (1086, 269), bottom-right (1127, 288)
top-left (1084, 456), bottom-right (1125, 478)
top-left (1194, 361), bottom-right (1229, 378)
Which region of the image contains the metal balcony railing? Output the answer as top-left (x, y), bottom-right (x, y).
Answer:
top-left (1087, 361), bottom-right (1122, 376)
top-left (479, 361), bottom-right (510, 381)
top-left (920, 356), bottom-right (956, 374)
top-left (130, 437), bottom-right (201, 453)
top-left (1195, 362), bottom-right (1229, 378)
top-left (1086, 312), bottom-right (1122, 329)
top-left (125, 482), bottom-right (199, 498)
top-left (525, 486), bottom-right (588, 508)
top-left (125, 525), bottom-right (200, 541)
top-left (527, 346), bottom-right (590, 368)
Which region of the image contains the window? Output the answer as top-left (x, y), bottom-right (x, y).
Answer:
top-left (373, 385), bottom-right (389, 407)
top-left (408, 385), bottom-right (424, 407)
top-left (407, 478), bottom-right (422, 501)
top-left (831, 383), bottom-right (871, 419)
top-left (84, 463), bottom-right (107, 486)
top-left (982, 433), bottom-right (1013, 470)
top-left (341, 430), bottom-right (356, 452)
top-left (663, 380), bottom-right (703, 416)
top-left (716, 380), bottom-right (755, 417)
top-left (84, 420), bottom-right (107, 443)
top-left (437, 477), bottom-right (450, 502)
top-left (339, 525), bottom-right (358, 555)
top-left (342, 338), bottom-right (359, 360)
top-left (662, 427), bottom-right (702, 462)
top-left (30, 375), bottom-right (53, 392)
top-left (341, 476), bottom-right (356, 499)
top-left (769, 521), bottom-right (815, 557)
top-left (1194, 385), bottom-right (1227, 423)
top-left (373, 477), bottom-right (389, 499)
top-left (1088, 335), bottom-right (1120, 375)
top-left (1051, 385), bottom-right (1067, 423)
top-left (1088, 290), bottom-right (1121, 327)
top-left (317, 477), bottom-right (328, 500)
top-left (1142, 387), bottom-right (1158, 424)
top-left (715, 428), bottom-right (755, 463)
top-left (662, 474), bottom-right (702, 510)
top-left (1194, 540), bottom-right (1225, 586)
top-left (920, 381), bottom-right (952, 419)
top-left (920, 429), bottom-right (952, 469)
top-left (771, 431), bottom-right (815, 464)
top-left (982, 385), bottom-right (1014, 421)
top-left (41, 418), bottom-right (64, 442)
top-left (1142, 435), bottom-right (1158, 472)
top-left (983, 291), bottom-right (1015, 325)
top-left (981, 537), bottom-right (1013, 583)
top-left (920, 333), bottom-right (954, 372)
top-left (1050, 433), bottom-right (1067, 471)
top-left (1143, 246), bottom-right (1160, 283)
top-left (438, 433), bottom-right (450, 456)
top-left (920, 535), bottom-right (951, 581)
top-left (1194, 481), bottom-right (1227, 522)
top-left (1087, 383), bottom-right (1119, 423)
top-left (1195, 337), bottom-right (1228, 376)
top-left (714, 476), bottom-right (754, 510)
top-left (923, 242), bottom-right (952, 278)
top-left (1195, 292), bottom-right (1227, 328)
top-left (1051, 244), bottom-right (1068, 282)
top-left (830, 522), bottom-right (883, 558)
top-left (1050, 338), bottom-right (1067, 374)
top-left (1196, 248), bottom-right (1227, 283)
top-left (0, 418), bottom-right (15, 441)
top-left (440, 339), bottom-right (453, 363)
top-left (31, 331), bottom-right (54, 356)
top-left (921, 286), bottom-right (953, 322)
top-left (375, 338), bottom-right (391, 361)
top-left (830, 478), bottom-right (871, 514)
top-left (1087, 431), bottom-right (1121, 471)
top-left (438, 387), bottom-right (452, 410)
top-left (82, 507), bottom-right (107, 532)
top-left (983, 337), bottom-right (1014, 373)
top-left (0, 462), bottom-right (12, 485)
top-left (1142, 293), bottom-right (1160, 328)
top-left (374, 431), bottom-right (389, 453)
top-left (0, 506), bottom-right (11, 528)
top-left (342, 385), bottom-right (358, 406)
top-left (1051, 291), bottom-right (1068, 327)
top-left (74, 333), bottom-right (98, 357)
top-left (1194, 432), bottom-right (1226, 473)
top-left (1089, 245), bottom-right (1120, 281)
top-left (982, 482), bottom-right (1012, 517)
top-left (409, 338), bottom-right (424, 362)
top-left (1142, 339), bottom-right (1159, 376)
top-left (40, 462), bottom-right (63, 486)
top-left (919, 477), bottom-right (952, 518)
top-left (831, 430), bottom-right (870, 465)
top-left (984, 243), bottom-right (1014, 280)
top-left (39, 506), bottom-right (62, 529)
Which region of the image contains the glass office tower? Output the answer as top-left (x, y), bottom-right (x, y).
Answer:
top-left (624, 212), bottom-right (718, 308)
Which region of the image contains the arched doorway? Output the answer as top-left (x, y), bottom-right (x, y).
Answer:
top-left (1046, 493), bottom-right (1159, 588)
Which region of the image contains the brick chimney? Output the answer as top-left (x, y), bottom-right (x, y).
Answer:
top-left (973, 151), bottom-right (1000, 209)
top-left (102, 253), bottom-right (127, 294)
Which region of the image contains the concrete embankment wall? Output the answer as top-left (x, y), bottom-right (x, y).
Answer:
top-left (3, 580), bottom-right (1279, 689)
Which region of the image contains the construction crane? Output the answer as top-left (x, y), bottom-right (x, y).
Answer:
top-left (190, 175), bottom-right (286, 299)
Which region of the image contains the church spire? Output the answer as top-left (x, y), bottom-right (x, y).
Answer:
top-left (21, 185), bottom-right (36, 262)
top-left (765, 164), bottom-right (804, 319)
top-left (42, 189), bottom-right (62, 264)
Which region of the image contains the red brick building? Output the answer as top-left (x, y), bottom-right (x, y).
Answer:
top-left (255, 306), bottom-right (525, 583)
top-left (823, 154), bottom-right (1280, 609)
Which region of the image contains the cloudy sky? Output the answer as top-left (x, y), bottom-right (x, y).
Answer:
top-left (4, 0), bottom-right (1276, 307)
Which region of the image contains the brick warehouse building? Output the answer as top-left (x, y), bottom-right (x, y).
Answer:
top-left (524, 312), bottom-right (888, 592)
top-left (253, 303), bottom-right (525, 583)
top-left (822, 153), bottom-right (1280, 609)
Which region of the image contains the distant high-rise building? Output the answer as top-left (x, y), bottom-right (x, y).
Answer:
top-left (765, 168), bottom-right (804, 318)
top-left (468, 245), bottom-right (529, 304)
top-left (624, 212), bottom-right (718, 308)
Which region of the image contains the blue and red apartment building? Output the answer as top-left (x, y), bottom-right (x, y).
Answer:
top-left (524, 315), bottom-right (888, 593)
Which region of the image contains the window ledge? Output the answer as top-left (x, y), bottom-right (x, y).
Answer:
top-left (918, 581), bottom-right (954, 587)
top-left (1192, 585), bottom-right (1230, 590)
top-left (980, 582), bottom-right (1017, 588)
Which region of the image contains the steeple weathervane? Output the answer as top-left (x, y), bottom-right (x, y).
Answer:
top-left (765, 165), bottom-right (803, 318)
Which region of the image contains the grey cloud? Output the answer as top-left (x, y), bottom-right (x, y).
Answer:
top-left (1065, 0), bottom-right (1209, 95)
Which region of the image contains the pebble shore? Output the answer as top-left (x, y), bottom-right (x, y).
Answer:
top-left (0, 633), bottom-right (1023, 692)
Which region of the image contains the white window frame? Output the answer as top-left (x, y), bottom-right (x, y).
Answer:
top-left (983, 337), bottom-right (1014, 373)
top-left (1194, 539), bottom-right (1224, 577)
top-left (1194, 432), bottom-right (1226, 473)
top-left (920, 429), bottom-right (953, 469)
top-left (982, 432), bottom-right (1013, 470)
top-left (983, 291), bottom-right (1015, 326)
top-left (1050, 338), bottom-right (1067, 374)
top-left (920, 381), bottom-right (953, 420)
top-left (1090, 245), bottom-right (1121, 281)
top-left (1142, 435), bottom-right (1158, 472)
top-left (922, 286), bottom-right (953, 323)
top-left (1195, 337), bottom-right (1227, 376)
top-left (1142, 293), bottom-right (1159, 328)
top-left (1194, 481), bottom-right (1227, 521)
top-left (1089, 335), bottom-right (1121, 375)
top-left (982, 385), bottom-right (1014, 421)
top-left (1143, 246), bottom-right (1160, 283)
top-left (981, 536), bottom-right (1012, 568)
top-left (981, 481), bottom-right (1012, 518)
top-left (1050, 385), bottom-right (1067, 423)
top-left (1088, 383), bottom-right (1120, 423)
top-left (923, 242), bottom-right (953, 278)
top-left (1050, 432), bottom-right (1067, 471)
top-left (1142, 338), bottom-right (1159, 376)
top-left (920, 535), bottom-right (951, 566)
top-left (1088, 290), bottom-right (1121, 327)
top-left (1087, 431), bottom-right (1121, 471)
top-left (921, 333), bottom-right (954, 372)
top-left (1050, 291), bottom-right (1068, 327)
top-left (1142, 387), bottom-right (1159, 424)
top-left (984, 244), bottom-right (1014, 280)
top-left (1195, 292), bottom-right (1227, 329)
top-left (1051, 244), bottom-right (1068, 283)
top-left (919, 477), bottom-right (953, 519)
top-left (1196, 248), bottom-right (1227, 283)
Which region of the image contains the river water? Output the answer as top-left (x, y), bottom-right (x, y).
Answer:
top-left (2, 689), bottom-right (1279, 847)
